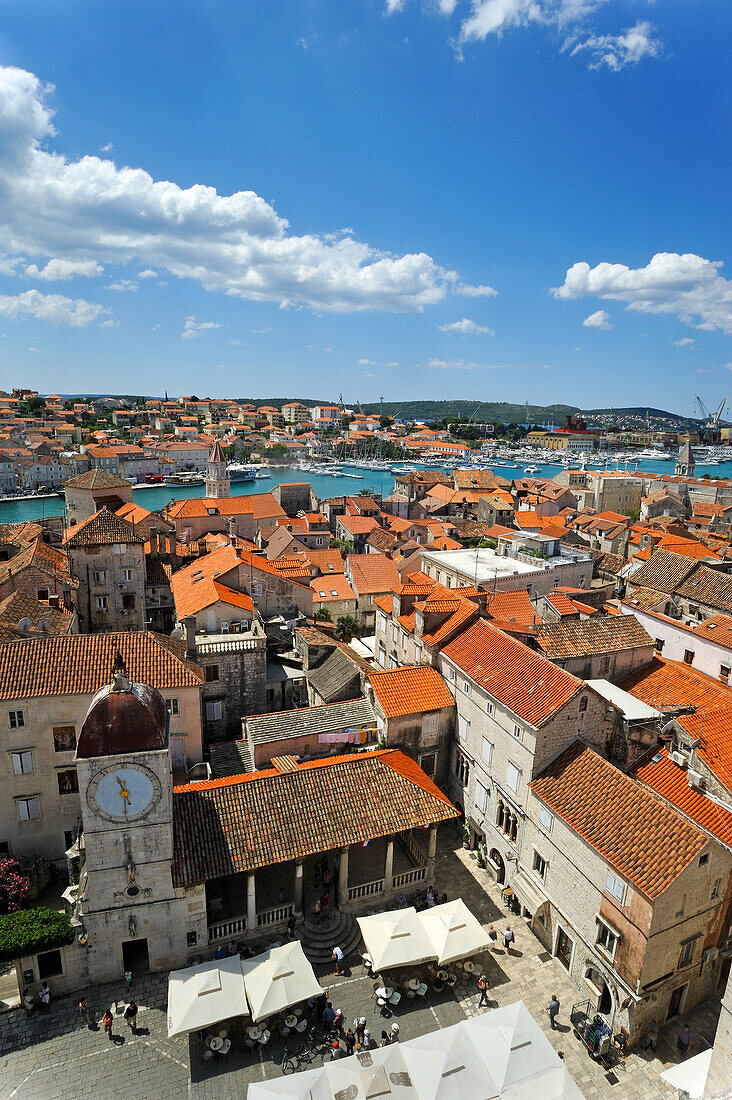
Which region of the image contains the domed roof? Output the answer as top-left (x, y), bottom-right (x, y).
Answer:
top-left (76, 653), bottom-right (168, 759)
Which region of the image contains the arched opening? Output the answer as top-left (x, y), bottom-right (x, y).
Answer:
top-left (490, 849), bottom-right (505, 885)
top-left (600, 981), bottom-right (612, 1015)
top-left (586, 966), bottom-right (613, 1015)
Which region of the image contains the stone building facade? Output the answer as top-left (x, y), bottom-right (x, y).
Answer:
top-left (64, 509), bottom-right (147, 633)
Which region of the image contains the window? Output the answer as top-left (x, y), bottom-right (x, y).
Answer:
top-left (9, 710), bottom-right (25, 729)
top-left (533, 851), bottom-right (547, 879)
top-left (579, 695), bottom-right (588, 713)
top-left (92, 570), bottom-right (106, 584)
top-left (464, 681), bottom-right (471, 696)
top-left (112, 543), bottom-right (127, 555)
top-left (96, 595), bottom-right (108, 612)
top-left (122, 569), bottom-right (133, 582)
top-left (683, 649), bottom-right (694, 666)
top-left (17, 797), bottom-right (40, 821)
top-left (10, 750), bottom-right (33, 775)
top-left (720, 665), bottom-right (731, 684)
top-left (711, 878), bottom-right (721, 901)
top-left (512, 724), bottom-right (522, 740)
top-left (605, 870), bottom-right (626, 904)
top-left (678, 940), bottom-right (697, 968)
top-left (447, 667), bottom-right (455, 681)
top-left (122, 593), bottom-right (136, 610)
top-left (596, 919), bottom-right (618, 958)
top-left (166, 698), bottom-right (179, 715)
top-left (206, 701), bottom-right (222, 722)
top-left (474, 780), bottom-right (488, 813)
top-left (252, 582), bottom-right (263, 597)
top-left (486, 700), bottom-right (494, 715)
top-left (539, 806), bottom-right (553, 833)
top-left (654, 638), bottom-right (664, 655)
top-left (53, 726), bottom-right (75, 752)
top-left (481, 738), bottom-right (493, 766)
top-left (37, 949), bottom-right (63, 980)
top-left (36, 588), bottom-right (49, 601)
top-left (57, 770), bottom-right (78, 794)
top-left (391, 624), bottom-right (398, 643)
top-left (205, 665), bottom-right (220, 683)
top-left (418, 752), bottom-right (436, 777)
top-left (506, 762), bottom-right (521, 793)
top-left (699, 853), bottom-right (710, 867)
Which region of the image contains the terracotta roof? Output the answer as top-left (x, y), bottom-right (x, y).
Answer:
top-left (0, 538), bottom-right (72, 588)
top-left (165, 493), bottom-right (286, 522)
top-left (531, 742), bottom-right (707, 899)
top-left (453, 469), bottom-right (511, 490)
top-left (626, 549), bottom-right (698, 594)
top-left (622, 585), bottom-right (668, 611)
top-left (620, 656), bottom-right (732, 714)
top-left (172, 749), bottom-right (458, 886)
top-left (442, 620), bottom-right (583, 726)
top-left (514, 510), bottom-right (541, 529)
top-left (544, 592), bottom-right (582, 618)
top-left (676, 707), bottom-right (732, 791)
top-left (534, 615), bottom-right (653, 660)
top-left (0, 631), bottom-right (202, 699)
top-left (347, 553), bottom-right (400, 595)
top-left (369, 665), bottom-right (455, 718)
top-left (484, 590), bottom-right (541, 629)
top-left (0, 590), bottom-right (73, 640)
top-left (306, 549), bottom-right (345, 575)
top-left (64, 469), bottom-right (130, 490)
top-left (690, 614), bottom-right (732, 648)
top-left (675, 566), bottom-right (732, 611)
top-left (338, 514), bottom-right (381, 536)
top-left (632, 747), bottom-right (732, 850)
top-left (311, 575), bottom-right (356, 603)
top-left (63, 508), bottom-right (143, 547)
top-left (170, 544), bottom-right (241, 618)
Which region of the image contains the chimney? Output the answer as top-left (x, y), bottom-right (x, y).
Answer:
top-left (228, 516), bottom-right (236, 544)
top-left (183, 615), bottom-right (197, 659)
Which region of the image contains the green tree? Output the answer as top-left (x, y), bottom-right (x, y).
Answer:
top-left (335, 615), bottom-right (359, 642)
top-left (0, 907), bottom-right (75, 964)
top-left (315, 608), bottom-right (332, 622)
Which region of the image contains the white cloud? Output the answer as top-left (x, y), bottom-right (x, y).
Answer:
top-left (358, 358), bottom-right (376, 365)
top-left (0, 289), bottom-right (111, 326)
top-left (438, 317), bottom-right (493, 336)
top-left (182, 316), bottom-right (221, 339)
top-left (674, 337), bottom-right (695, 347)
top-left (25, 258), bottom-right (104, 280)
top-left (721, 363), bottom-right (732, 373)
top-left (697, 368), bottom-right (715, 374)
top-left (569, 21), bottom-right (661, 71)
top-left (553, 253), bottom-right (732, 335)
top-left (363, 372), bottom-right (376, 378)
top-left (138, 268), bottom-right (157, 279)
top-left (385, 361), bottom-right (399, 367)
top-left (582, 309), bottom-right (612, 330)
top-left (385, 0), bottom-right (405, 12)
top-left (423, 357), bottom-right (522, 370)
top-left (458, 283), bottom-right (497, 298)
top-left (106, 279), bottom-right (138, 292)
top-left (252, 326), bottom-right (273, 334)
top-left (0, 64), bottom-right (486, 314)
top-left (100, 142), bottom-right (113, 153)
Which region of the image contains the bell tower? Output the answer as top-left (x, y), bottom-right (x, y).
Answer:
top-left (205, 441), bottom-right (230, 498)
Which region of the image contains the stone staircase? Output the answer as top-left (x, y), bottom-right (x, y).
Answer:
top-left (296, 909), bottom-right (362, 966)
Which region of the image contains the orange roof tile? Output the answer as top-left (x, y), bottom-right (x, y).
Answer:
top-left (311, 575), bottom-right (356, 603)
top-left (369, 665), bottom-right (455, 718)
top-left (347, 553), bottom-right (400, 595)
top-left (531, 742), bottom-right (707, 899)
top-left (632, 747), bottom-right (732, 850)
top-left (442, 620), bottom-right (583, 726)
top-left (691, 614), bottom-right (732, 648)
top-left (484, 590), bottom-right (541, 628)
top-left (621, 656), bottom-right (732, 714)
top-left (676, 706), bottom-right (732, 791)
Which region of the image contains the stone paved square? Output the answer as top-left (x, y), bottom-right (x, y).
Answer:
top-left (0, 830), bottom-right (721, 1099)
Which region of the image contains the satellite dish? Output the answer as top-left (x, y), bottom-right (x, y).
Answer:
top-left (17, 617), bottom-right (33, 634)
top-left (38, 619), bottom-right (50, 634)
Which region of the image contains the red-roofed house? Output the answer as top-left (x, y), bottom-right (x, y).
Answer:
top-left (368, 665), bottom-right (456, 784)
top-left (346, 553), bottom-right (401, 631)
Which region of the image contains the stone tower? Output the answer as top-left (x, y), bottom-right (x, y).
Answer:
top-left (205, 441), bottom-right (230, 498)
top-left (675, 440), bottom-right (695, 478)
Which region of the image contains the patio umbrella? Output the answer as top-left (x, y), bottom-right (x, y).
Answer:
top-left (248, 1066), bottom-right (332, 1100)
top-left (462, 1002), bottom-right (556, 1091)
top-left (326, 1045), bottom-right (419, 1100)
top-left (167, 955), bottom-right (249, 1037)
top-left (418, 900), bottom-right (492, 966)
top-left (501, 1063), bottom-right (586, 1100)
top-left (356, 908), bottom-right (436, 973)
top-left (404, 1025), bottom-right (499, 1100)
top-left (241, 941), bottom-right (322, 1023)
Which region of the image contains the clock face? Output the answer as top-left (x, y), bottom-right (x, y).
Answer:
top-left (88, 763), bottom-right (162, 823)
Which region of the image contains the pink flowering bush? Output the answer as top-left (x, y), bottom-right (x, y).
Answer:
top-left (0, 858), bottom-right (29, 915)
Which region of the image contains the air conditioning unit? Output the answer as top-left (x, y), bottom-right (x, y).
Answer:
top-left (670, 751), bottom-right (688, 767)
top-left (118, 582), bottom-right (127, 590)
top-left (688, 770), bottom-right (705, 790)
top-left (703, 946), bottom-right (719, 963)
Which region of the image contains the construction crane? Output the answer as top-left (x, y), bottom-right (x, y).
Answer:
top-left (695, 394), bottom-right (729, 441)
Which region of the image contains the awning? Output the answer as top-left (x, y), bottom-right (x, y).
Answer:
top-left (167, 955), bottom-right (249, 1037)
top-left (509, 871), bottom-right (549, 917)
top-left (240, 941), bottom-right (322, 1023)
top-left (659, 1049), bottom-right (712, 1099)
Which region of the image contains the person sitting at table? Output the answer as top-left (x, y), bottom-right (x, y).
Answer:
top-left (440, 893), bottom-right (448, 905)
top-left (286, 913), bottom-right (296, 939)
top-left (396, 893), bottom-right (407, 909)
top-left (412, 888), bottom-right (423, 907)
top-left (427, 962), bottom-right (439, 979)
top-left (426, 885), bottom-right (437, 907)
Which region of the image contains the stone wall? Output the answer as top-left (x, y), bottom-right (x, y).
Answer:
top-left (195, 632), bottom-right (267, 743)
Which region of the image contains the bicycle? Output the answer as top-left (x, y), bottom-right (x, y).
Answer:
top-left (282, 1030), bottom-right (320, 1074)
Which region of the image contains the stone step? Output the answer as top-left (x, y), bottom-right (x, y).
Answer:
top-left (297, 912), bottom-right (363, 965)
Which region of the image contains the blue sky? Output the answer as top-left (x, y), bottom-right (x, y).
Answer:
top-left (0, 0), bottom-right (729, 413)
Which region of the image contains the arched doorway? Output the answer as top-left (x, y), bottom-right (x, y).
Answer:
top-left (490, 849), bottom-right (505, 885)
top-left (586, 966), bottom-right (613, 1015)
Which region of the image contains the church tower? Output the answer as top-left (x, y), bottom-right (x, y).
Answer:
top-left (675, 440), bottom-right (695, 477)
top-left (73, 653), bottom-right (189, 981)
top-left (205, 441), bottom-right (230, 498)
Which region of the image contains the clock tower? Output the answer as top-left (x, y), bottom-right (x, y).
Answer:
top-left (74, 653), bottom-right (190, 982)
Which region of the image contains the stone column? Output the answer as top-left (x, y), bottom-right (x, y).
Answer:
top-left (339, 847), bottom-right (350, 911)
top-left (294, 860), bottom-right (304, 920)
top-left (246, 872), bottom-right (257, 932)
top-left (384, 838), bottom-right (394, 893)
top-left (428, 825), bottom-right (438, 881)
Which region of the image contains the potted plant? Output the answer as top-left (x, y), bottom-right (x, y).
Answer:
top-left (462, 824), bottom-right (471, 850)
top-left (476, 842), bottom-right (487, 869)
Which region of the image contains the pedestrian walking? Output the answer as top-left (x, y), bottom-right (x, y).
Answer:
top-left (124, 969), bottom-right (132, 989)
top-left (330, 1040), bottom-right (342, 1060)
top-left (643, 1019), bottom-right (659, 1052)
top-left (124, 1000), bottom-right (138, 1034)
top-left (78, 997), bottom-right (92, 1026)
top-left (362, 1029), bottom-right (373, 1049)
top-left (332, 945), bottom-right (344, 975)
top-left (355, 1016), bottom-right (366, 1045)
top-left (477, 974), bottom-right (489, 1008)
top-left (344, 1027), bottom-right (356, 1055)
top-left (503, 925), bottom-right (516, 954)
top-left (488, 926), bottom-right (498, 951)
top-left (389, 1023), bottom-right (399, 1043)
top-left (323, 1001), bottom-right (336, 1027)
top-left (39, 982), bottom-right (51, 1011)
top-left (380, 1029), bottom-right (391, 1047)
top-left (547, 995), bottom-right (560, 1030)
top-left (677, 1024), bottom-right (693, 1056)
top-left (103, 1008), bottom-right (114, 1040)
top-left (320, 891), bottom-right (330, 922)
top-left (22, 988), bottom-right (33, 1017)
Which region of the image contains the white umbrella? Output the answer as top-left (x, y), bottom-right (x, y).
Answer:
top-left (326, 1046), bottom-right (418, 1100)
top-left (357, 908), bottom-right (436, 973)
top-left (501, 1063), bottom-right (586, 1100)
top-left (659, 1049), bottom-right (712, 1100)
top-left (404, 1026), bottom-right (499, 1100)
top-left (418, 900), bottom-right (492, 966)
top-left (462, 1002), bottom-right (556, 1091)
top-left (241, 941), bottom-right (322, 1023)
top-left (167, 955), bottom-right (249, 1037)
top-left (248, 1066), bottom-right (332, 1100)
